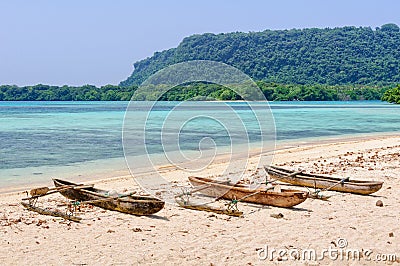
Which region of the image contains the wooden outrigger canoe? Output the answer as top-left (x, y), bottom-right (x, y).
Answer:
top-left (53, 179), bottom-right (164, 215)
top-left (265, 166), bottom-right (383, 195)
top-left (188, 176), bottom-right (308, 208)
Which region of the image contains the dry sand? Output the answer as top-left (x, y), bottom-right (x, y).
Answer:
top-left (1, 135), bottom-right (399, 265)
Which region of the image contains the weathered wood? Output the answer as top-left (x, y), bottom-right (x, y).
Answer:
top-left (31, 184), bottom-right (81, 196)
top-left (264, 181), bottom-right (331, 201)
top-left (57, 192), bottom-right (136, 206)
top-left (175, 197), bottom-right (243, 217)
top-left (287, 171), bottom-right (303, 178)
top-left (21, 202), bottom-right (81, 222)
top-left (265, 166), bottom-right (383, 195)
top-left (30, 187), bottom-right (50, 197)
top-left (308, 191), bottom-right (331, 201)
top-left (188, 176), bottom-right (308, 208)
top-left (324, 177), bottom-right (350, 191)
top-left (22, 185), bottom-right (95, 200)
top-left (53, 179), bottom-right (164, 216)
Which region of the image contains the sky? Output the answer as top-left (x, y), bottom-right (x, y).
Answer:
top-left (1, 0), bottom-right (400, 86)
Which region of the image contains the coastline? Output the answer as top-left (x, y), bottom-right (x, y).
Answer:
top-left (1, 134), bottom-right (399, 264)
top-left (1, 131), bottom-right (399, 195)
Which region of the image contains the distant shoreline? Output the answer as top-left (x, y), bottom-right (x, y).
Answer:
top-left (0, 82), bottom-right (393, 101)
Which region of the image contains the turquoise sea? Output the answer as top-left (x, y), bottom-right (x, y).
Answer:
top-left (0, 101), bottom-right (399, 190)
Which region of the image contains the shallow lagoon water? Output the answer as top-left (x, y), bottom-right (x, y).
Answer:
top-left (0, 101), bottom-right (399, 188)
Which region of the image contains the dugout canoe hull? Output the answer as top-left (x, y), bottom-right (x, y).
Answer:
top-left (53, 179), bottom-right (164, 215)
top-left (188, 176), bottom-right (308, 208)
top-left (265, 166), bottom-right (383, 195)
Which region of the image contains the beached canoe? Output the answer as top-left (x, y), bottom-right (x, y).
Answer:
top-left (265, 166), bottom-right (383, 195)
top-left (188, 176), bottom-right (308, 208)
top-left (53, 179), bottom-right (164, 215)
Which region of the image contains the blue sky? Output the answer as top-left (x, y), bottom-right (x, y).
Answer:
top-left (1, 0), bottom-right (399, 86)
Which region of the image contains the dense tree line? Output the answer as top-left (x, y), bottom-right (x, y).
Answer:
top-left (120, 24), bottom-right (400, 87)
top-left (158, 82), bottom-right (390, 101)
top-left (381, 84), bottom-right (400, 103)
top-left (0, 84), bottom-right (136, 101)
top-left (257, 82), bottom-right (390, 101)
top-left (0, 82), bottom-right (392, 101)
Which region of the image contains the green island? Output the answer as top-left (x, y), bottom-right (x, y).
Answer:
top-left (1, 24), bottom-right (400, 103)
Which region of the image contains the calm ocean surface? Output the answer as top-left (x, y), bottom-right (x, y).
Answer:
top-left (0, 101), bottom-right (399, 188)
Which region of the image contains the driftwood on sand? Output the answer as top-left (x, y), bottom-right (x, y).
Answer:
top-left (175, 197), bottom-right (243, 217)
top-left (20, 202), bottom-right (82, 222)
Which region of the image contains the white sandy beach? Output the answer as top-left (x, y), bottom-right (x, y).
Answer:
top-left (1, 135), bottom-right (399, 265)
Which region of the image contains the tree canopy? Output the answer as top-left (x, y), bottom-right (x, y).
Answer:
top-left (0, 84), bottom-right (136, 101)
top-left (381, 84), bottom-right (400, 104)
top-left (1, 25), bottom-right (399, 102)
top-left (120, 24), bottom-right (400, 87)
top-left (0, 82), bottom-right (390, 102)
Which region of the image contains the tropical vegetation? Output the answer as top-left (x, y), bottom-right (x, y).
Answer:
top-left (0, 84), bottom-right (135, 101)
top-left (1, 24), bottom-right (400, 102)
top-left (121, 24), bottom-right (400, 87)
top-left (382, 84), bottom-right (400, 103)
top-left (0, 82), bottom-right (391, 101)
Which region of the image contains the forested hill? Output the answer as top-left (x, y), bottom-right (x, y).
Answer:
top-left (120, 24), bottom-right (400, 87)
